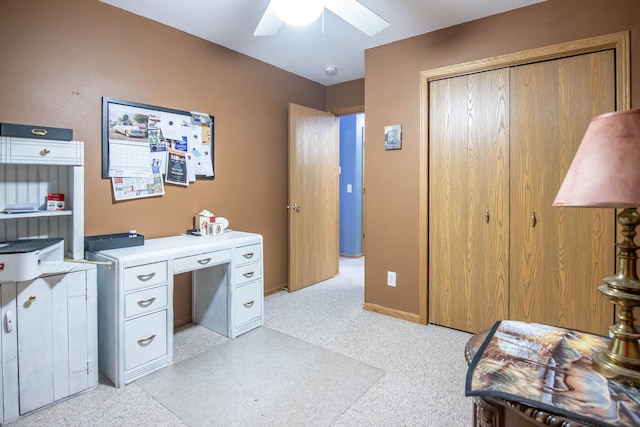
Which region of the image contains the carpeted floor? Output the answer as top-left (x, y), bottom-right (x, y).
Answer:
top-left (9, 257), bottom-right (473, 426)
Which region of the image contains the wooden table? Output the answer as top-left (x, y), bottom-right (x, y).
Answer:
top-left (465, 331), bottom-right (588, 427)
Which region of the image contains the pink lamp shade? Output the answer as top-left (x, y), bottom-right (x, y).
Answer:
top-left (553, 108), bottom-right (640, 208)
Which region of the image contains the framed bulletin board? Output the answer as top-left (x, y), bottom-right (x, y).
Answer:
top-left (101, 97), bottom-right (214, 181)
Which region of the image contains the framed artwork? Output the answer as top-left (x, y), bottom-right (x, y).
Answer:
top-left (384, 124), bottom-right (402, 150)
top-left (101, 97), bottom-right (214, 181)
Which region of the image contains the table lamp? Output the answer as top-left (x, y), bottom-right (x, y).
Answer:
top-left (554, 108), bottom-right (640, 385)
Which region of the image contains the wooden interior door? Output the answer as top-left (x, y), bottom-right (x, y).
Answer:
top-left (288, 103), bottom-right (339, 292)
top-left (509, 50), bottom-right (616, 335)
top-left (429, 68), bottom-right (509, 333)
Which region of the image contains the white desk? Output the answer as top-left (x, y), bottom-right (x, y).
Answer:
top-left (86, 231), bottom-right (263, 388)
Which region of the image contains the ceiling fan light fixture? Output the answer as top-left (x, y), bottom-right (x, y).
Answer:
top-left (272, 0), bottom-right (324, 27)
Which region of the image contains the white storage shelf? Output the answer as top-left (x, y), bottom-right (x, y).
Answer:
top-left (0, 135), bottom-right (96, 424)
top-left (0, 137), bottom-right (84, 259)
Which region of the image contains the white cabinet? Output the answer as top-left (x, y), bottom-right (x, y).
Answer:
top-left (0, 137), bottom-right (85, 259)
top-left (230, 243), bottom-right (263, 338)
top-left (122, 261), bottom-right (169, 383)
top-left (87, 232), bottom-right (263, 388)
top-left (0, 134), bottom-right (96, 422)
top-left (0, 265), bottom-right (97, 423)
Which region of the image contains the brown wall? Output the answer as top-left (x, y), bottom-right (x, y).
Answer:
top-left (364, 0), bottom-right (640, 317)
top-left (4, 0), bottom-right (638, 327)
top-left (326, 79), bottom-right (364, 115)
top-left (0, 0), bottom-right (326, 323)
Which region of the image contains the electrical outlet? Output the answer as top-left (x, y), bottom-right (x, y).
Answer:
top-left (387, 271), bottom-right (396, 287)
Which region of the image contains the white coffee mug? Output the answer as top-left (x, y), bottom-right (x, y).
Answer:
top-left (208, 222), bottom-right (224, 235)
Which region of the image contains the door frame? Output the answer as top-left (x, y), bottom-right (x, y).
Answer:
top-left (417, 31), bottom-right (631, 324)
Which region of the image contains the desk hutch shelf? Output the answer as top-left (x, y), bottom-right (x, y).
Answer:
top-left (0, 136), bottom-right (97, 424)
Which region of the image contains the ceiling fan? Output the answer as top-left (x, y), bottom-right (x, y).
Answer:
top-left (254, 0), bottom-right (389, 37)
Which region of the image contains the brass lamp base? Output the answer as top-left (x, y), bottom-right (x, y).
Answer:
top-left (592, 208), bottom-right (640, 386)
top-left (592, 349), bottom-right (640, 386)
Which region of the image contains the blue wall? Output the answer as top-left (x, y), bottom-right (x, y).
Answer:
top-left (339, 113), bottom-right (364, 256)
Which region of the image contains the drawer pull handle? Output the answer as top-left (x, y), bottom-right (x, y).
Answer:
top-left (243, 252), bottom-right (254, 259)
top-left (137, 297), bottom-right (156, 307)
top-left (197, 257), bottom-right (212, 265)
top-left (41, 148), bottom-right (51, 155)
top-left (136, 272), bottom-right (156, 282)
top-left (28, 296), bottom-right (37, 302)
top-left (243, 271), bottom-right (255, 278)
top-left (137, 334), bottom-right (156, 346)
top-left (32, 128), bottom-right (48, 136)
top-left (243, 300), bottom-right (255, 308)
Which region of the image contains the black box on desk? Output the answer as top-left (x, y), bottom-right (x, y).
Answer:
top-left (84, 233), bottom-right (144, 252)
top-left (0, 123), bottom-right (73, 141)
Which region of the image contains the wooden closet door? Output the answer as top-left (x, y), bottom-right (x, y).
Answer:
top-left (509, 50), bottom-right (616, 335)
top-left (429, 68), bottom-right (509, 333)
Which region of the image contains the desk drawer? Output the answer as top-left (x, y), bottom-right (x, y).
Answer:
top-left (235, 262), bottom-right (262, 286)
top-left (174, 249), bottom-right (231, 274)
top-left (233, 243), bottom-right (262, 266)
top-left (124, 310), bottom-right (167, 371)
top-left (124, 262), bottom-right (167, 292)
top-left (234, 281), bottom-right (262, 327)
top-left (0, 138), bottom-right (83, 165)
top-left (125, 285), bottom-right (167, 319)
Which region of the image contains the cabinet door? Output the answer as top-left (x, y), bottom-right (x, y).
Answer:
top-left (17, 277), bottom-right (55, 414)
top-left (509, 51), bottom-right (616, 335)
top-left (1, 283), bottom-right (19, 421)
top-left (66, 271), bottom-right (91, 396)
top-left (429, 68), bottom-right (509, 333)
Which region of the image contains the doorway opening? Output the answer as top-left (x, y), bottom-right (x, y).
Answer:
top-left (339, 113), bottom-right (364, 258)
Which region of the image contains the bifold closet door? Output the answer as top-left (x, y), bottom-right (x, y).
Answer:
top-left (508, 50), bottom-right (616, 335)
top-left (429, 68), bottom-right (509, 333)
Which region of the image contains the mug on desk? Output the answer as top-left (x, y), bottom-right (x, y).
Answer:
top-left (208, 222), bottom-right (223, 235)
top-left (208, 217), bottom-right (229, 235)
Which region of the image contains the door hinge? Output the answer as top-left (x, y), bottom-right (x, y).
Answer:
top-left (72, 362), bottom-right (90, 374)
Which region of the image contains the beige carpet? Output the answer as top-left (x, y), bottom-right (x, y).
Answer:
top-left (136, 327), bottom-right (384, 426)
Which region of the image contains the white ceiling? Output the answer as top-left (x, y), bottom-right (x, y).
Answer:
top-left (99, 0), bottom-right (546, 86)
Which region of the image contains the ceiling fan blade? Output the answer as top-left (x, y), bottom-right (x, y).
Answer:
top-left (324, 0), bottom-right (389, 36)
top-left (254, 2), bottom-right (283, 36)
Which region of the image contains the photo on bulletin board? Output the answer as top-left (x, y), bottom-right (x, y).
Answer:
top-left (101, 97), bottom-right (215, 182)
top-left (384, 124), bottom-right (402, 150)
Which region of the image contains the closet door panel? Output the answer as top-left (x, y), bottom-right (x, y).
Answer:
top-left (429, 68), bottom-right (509, 333)
top-left (429, 76), bottom-right (469, 330)
top-left (509, 51), bottom-right (616, 335)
